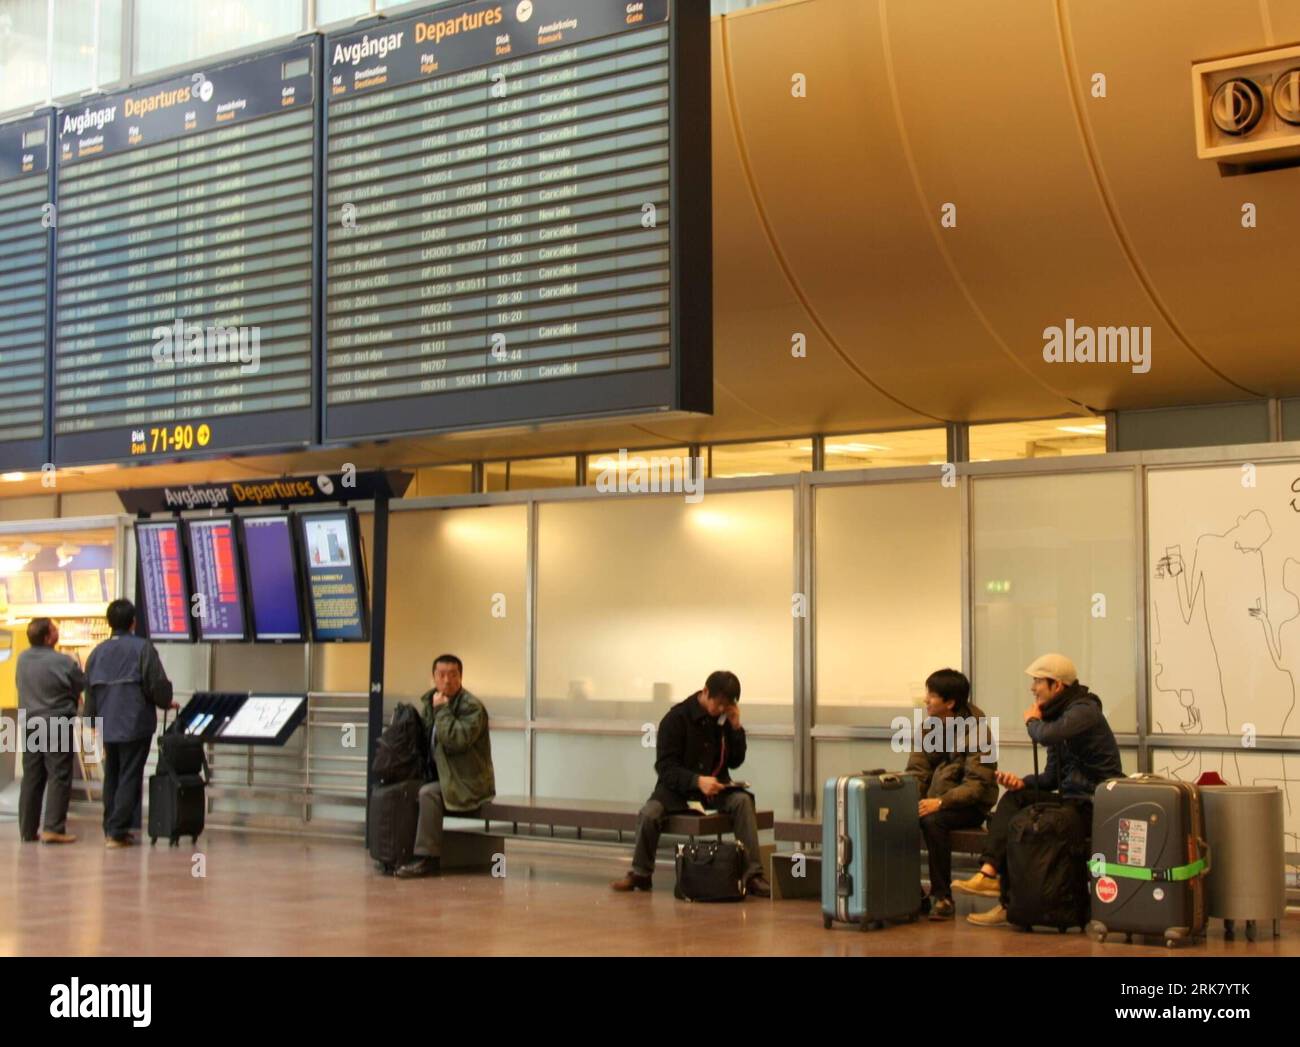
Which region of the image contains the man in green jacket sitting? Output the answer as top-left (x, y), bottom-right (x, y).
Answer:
top-left (395, 654), bottom-right (496, 879)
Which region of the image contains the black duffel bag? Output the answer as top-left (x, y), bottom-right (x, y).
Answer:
top-left (674, 840), bottom-right (748, 902)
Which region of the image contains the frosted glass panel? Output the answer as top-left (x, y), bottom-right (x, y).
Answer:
top-left (0, 0), bottom-right (48, 112)
top-left (973, 472), bottom-right (1137, 732)
top-left (384, 505), bottom-right (526, 718)
top-left (995, 744), bottom-right (1137, 782)
top-left (815, 481), bottom-right (961, 726)
top-left (156, 643), bottom-right (207, 695)
top-left (134, 0), bottom-right (303, 75)
top-left (812, 740), bottom-right (902, 815)
top-left (534, 732), bottom-right (792, 811)
top-left (536, 491), bottom-right (794, 724)
top-left (535, 733), bottom-right (658, 804)
top-left (211, 643), bottom-right (305, 693)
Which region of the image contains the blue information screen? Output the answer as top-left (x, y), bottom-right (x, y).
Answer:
top-left (242, 514), bottom-right (306, 641)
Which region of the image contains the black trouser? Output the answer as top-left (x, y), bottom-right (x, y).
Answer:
top-left (920, 805), bottom-right (987, 899)
top-left (980, 789), bottom-right (1092, 874)
top-left (630, 791), bottom-right (764, 880)
top-left (18, 728), bottom-right (75, 837)
top-left (102, 737), bottom-right (152, 838)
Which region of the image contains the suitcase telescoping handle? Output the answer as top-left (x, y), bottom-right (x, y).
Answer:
top-left (858, 769), bottom-right (906, 790)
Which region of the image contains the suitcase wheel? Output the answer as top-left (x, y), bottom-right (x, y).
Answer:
top-left (191, 835), bottom-right (198, 845)
top-left (1224, 918), bottom-right (1235, 940)
top-left (1086, 920), bottom-right (1108, 943)
top-left (1245, 921), bottom-right (1257, 943)
top-left (149, 837), bottom-right (157, 847)
top-left (169, 836), bottom-right (179, 848)
top-left (822, 915), bottom-right (833, 930)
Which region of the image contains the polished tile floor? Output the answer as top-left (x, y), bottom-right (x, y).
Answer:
top-left (2, 816), bottom-right (1295, 957)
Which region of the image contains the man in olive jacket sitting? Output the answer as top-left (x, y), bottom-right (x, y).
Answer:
top-left (610, 670), bottom-right (771, 898)
top-left (905, 669), bottom-right (997, 920)
top-left (395, 654), bottom-right (495, 878)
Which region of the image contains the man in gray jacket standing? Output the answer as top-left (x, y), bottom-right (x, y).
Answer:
top-left (17, 618), bottom-right (86, 844)
top-left (84, 599), bottom-right (176, 848)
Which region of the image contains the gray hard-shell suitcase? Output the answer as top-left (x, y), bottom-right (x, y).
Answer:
top-left (821, 770), bottom-right (921, 930)
top-left (1087, 774), bottom-right (1210, 947)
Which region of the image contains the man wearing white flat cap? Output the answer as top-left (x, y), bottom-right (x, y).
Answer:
top-left (953, 652), bottom-right (1122, 926)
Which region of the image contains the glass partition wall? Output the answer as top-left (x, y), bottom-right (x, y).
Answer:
top-left (72, 446), bottom-right (1300, 875)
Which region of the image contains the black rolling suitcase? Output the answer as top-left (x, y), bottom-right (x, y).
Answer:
top-left (148, 711), bottom-right (209, 847)
top-left (1002, 743), bottom-right (1091, 933)
top-left (368, 779), bottom-right (424, 874)
top-left (1087, 775), bottom-right (1210, 947)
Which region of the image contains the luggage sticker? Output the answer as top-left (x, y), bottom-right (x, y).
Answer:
top-left (1152, 887), bottom-right (1165, 901)
top-left (1117, 818), bottom-right (1147, 866)
top-left (1095, 876), bottom-right (1118, 903)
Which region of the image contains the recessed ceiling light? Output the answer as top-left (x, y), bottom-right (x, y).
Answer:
top-left (1056, 423), bottom-right (1106, 435)
top-left (1, 472), bottom-right (26, 482)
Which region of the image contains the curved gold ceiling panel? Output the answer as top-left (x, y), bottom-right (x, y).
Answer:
top-left (707, 15), bottom-right (938, 433)
top-left (708, 0), bottom-right (1297, 428)
top-left (882, 0), bottom-right (1251, 408)
top-left (720, 0), bottom-right (1090, 421)
top-left (1062, 0), bottom-right (1300, 397)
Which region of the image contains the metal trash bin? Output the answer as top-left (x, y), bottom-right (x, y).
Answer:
top-left (1201, 785), bottom-right (1286, 941)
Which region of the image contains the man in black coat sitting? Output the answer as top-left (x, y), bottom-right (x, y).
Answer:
top-left (610, 670), bottom-right (771, 898)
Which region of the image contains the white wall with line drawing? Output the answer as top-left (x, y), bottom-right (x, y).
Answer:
top-left (1147, 462), bottom-right (1300, 862)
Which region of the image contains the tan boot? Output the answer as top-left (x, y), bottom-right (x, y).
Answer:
top-left (952, 871), bottom-right (1001, 898)
top-left (40, 831), bottom-right (77, 844)
top-left (967, 904), bottom-right (1008, 927)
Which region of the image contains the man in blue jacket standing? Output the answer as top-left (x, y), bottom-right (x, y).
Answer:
top-left (953, 653), bottom-right (1122, 926)
top-left (84, 599), bottom-right (176, 848)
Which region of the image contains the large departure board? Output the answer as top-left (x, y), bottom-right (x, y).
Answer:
top-left (0, 112), bottom-right (53, 471)
top-left (323, 0), bottom-right (710, 442)
top-left (52, 42), bottom-right (319, 466)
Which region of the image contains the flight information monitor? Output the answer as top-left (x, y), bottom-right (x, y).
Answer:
top-left (298, 509), bottom-right (369, 642)
top-left (186, 517), bottom-right (248, 641)
top-left (135, 520), bottom-right (193, 641)
top-left (322, 0), bottom-right (711, 442)
top-left (52, 41), bottom-right (319, 466)
top-left (0, 112), bottom-right (53, 471)
top-left (240, 513), bottom-right (307, 642)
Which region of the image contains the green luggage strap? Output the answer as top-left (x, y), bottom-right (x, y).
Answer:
top-left (1088, 856), bottom-right (1207, 882)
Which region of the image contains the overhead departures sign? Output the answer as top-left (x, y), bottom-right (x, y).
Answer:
top-left (323, 0), bottom-right (711, 441)
top-left (52, 42), bottom-right (319, 465)
top-left (0, 112), bottom-right (53, 471)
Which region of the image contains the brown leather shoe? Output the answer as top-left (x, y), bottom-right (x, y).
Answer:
top-left (746, 874), bottom-right (772, 898)
top-left (610, 871), bottom-right (653, 892)
top-left (40, 831), bottom-right (77, 844)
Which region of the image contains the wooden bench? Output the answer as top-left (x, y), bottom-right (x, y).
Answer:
top-left (473, 795), bottom-right (774, 840)
top-left (768, 817), bottom-right (990, 899)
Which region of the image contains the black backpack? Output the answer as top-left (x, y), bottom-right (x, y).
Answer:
top-left (371, 702), bottom-right (430, 784)
top-left (1003, 743), bottom-right (1091, 932)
